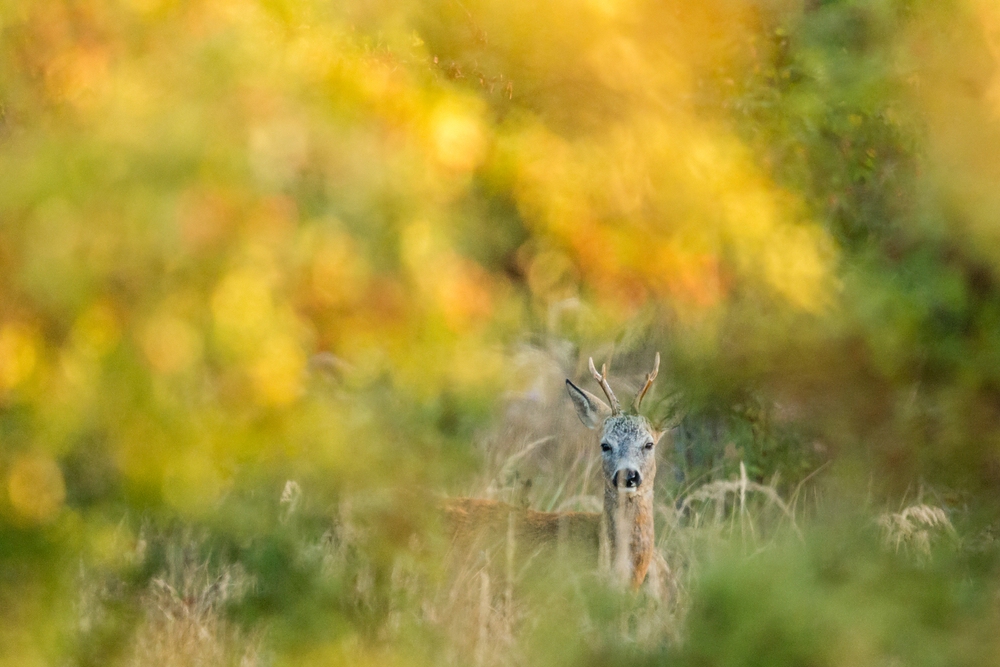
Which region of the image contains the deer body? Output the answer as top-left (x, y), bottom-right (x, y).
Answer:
top-left (446, 355), bottom-right (664, 591)
top-left (443, 497), bottom-right (601, 557)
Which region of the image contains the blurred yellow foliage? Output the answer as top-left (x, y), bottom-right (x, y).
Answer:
top-left (140, 312), bottom-right (203, 375)
top-left (163, 448), bottom-right (228, 513)
top-left (70, 302), bottom-right (121, 358)
top-left (212, 269), bottom-right (278, 352)
top-left (306, 228), bottom-right (370, 309)
top-left (7, 453), bottom-right (65, 524)
top-left (7, 0), bottom-right (1000, 665)
top-left (505, 114), bottom-right (836, 319)
top-left (0, 324), bottom-right (38, 393)
top-left (249, 332), bottom-right (306, 406)
top-left (430, 100), bottom-right (488, 172)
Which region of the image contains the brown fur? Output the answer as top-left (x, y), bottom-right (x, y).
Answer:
top-left (605, 489), bottom-right (655, 590)
top-left (443, 493), bottom-right (655, 591)
top-left (443, 497), bottom-right (601, 557)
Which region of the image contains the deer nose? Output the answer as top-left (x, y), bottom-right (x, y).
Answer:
top-left (614, 468), bottom-right (642, 489)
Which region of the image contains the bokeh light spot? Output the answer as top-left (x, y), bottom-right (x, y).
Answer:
top-left (250, 334), bottom-right (306, 406)
top-left (0, 325), bottom-right (39, 392)
top-left (431, 103), bottom-right (486, 171)
top-left (8, 454), bottom-right (66, 524)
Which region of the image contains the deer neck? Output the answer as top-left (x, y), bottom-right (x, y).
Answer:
top-left (604, 485), bottom-right (655, 590)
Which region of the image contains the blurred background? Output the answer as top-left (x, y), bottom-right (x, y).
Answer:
top-left (5, 0), bottom-right (1000, 664)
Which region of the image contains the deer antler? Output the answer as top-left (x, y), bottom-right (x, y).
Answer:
top-left (588, 357), bottom-right (621, 415)
top-left (632, 352), bottom-right (660, 413)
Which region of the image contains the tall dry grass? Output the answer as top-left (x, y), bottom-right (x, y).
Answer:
top-left (78, 343), bottom-right (930, 666)
top-left (125, 559), bottom-right (260, 667)
top-left (76, 526), bottom-right (262, 667)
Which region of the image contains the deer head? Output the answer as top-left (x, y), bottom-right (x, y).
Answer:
top-left (565, 353), bottom-right (663, 496)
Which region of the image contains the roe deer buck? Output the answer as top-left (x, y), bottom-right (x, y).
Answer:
top-left (444, 354), bottom-right (666, 591)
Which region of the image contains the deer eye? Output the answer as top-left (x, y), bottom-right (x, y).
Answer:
top-left (644, 442), bottom-right (654, 451)
top-left (600, 443), bottom-right (612, 453)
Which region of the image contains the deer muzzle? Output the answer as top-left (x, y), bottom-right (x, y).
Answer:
top-left (613, 468), bottom-right (642, 491)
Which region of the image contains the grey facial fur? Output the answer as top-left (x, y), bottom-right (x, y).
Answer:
top-left (599, 414), bottom-right (659, 494)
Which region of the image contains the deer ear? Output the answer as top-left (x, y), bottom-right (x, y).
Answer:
top-left (650, 409), bottom-right (685, 444)
top-left (566, 379), bottom-right (611, 429)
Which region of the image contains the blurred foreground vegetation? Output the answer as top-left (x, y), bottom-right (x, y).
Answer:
top-left (5, 0), bottom-right (1000, 664)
